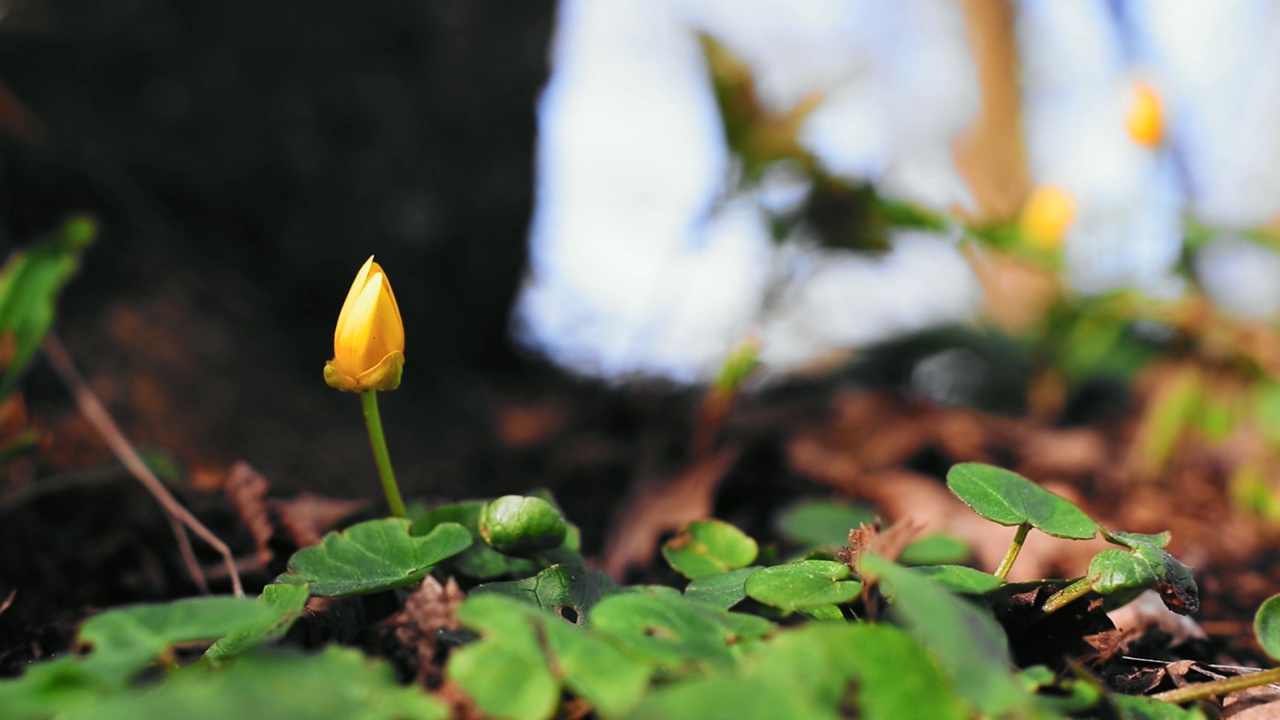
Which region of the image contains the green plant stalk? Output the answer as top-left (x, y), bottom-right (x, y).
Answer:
top-left (1040, 577), bottom-right (1092, 615)
top-left (361, 390), bottom-right (407, 519)
top-left (1152, 666), bottom-right (1280, 705)
top-left (994, 523), bottom-right (1032, 579)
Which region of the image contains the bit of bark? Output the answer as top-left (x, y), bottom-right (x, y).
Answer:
top-left (391, 576), bottom-right (465, 684)
top-left (224, 462), bottom-right (274, 567)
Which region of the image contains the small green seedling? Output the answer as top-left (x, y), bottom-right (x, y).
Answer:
top-left (0, 464), bottom-right (1223, 720)
top-left (1039, 530), bottom-right (1198, 616)
top-left (946, 462), bottom-right (1199, 619)
top-left (947, 462), bottom-right (1098, 578)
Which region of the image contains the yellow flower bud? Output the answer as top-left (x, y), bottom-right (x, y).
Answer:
top-left (1126, 81), bottom-right (1164, 148)
top-left (1020, 184), bottom-right (1076, 251)
top-left (324, 256), bottom-right (405, 392)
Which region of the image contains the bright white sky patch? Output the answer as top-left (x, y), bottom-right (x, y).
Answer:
top-left (515, 0), bottom-right (982, 382)
top-left (518, 0), bottom-right (1280, 381)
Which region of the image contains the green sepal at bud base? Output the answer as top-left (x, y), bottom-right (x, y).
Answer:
top-left (478, 495), bottom-right (568, 556)
top-left (324, 351), bottom-right (404, 393)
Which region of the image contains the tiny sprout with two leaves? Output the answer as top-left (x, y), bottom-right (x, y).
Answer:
top-left (947, 462), bottom-right (1199, 617)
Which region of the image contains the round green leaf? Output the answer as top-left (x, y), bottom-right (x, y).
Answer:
top-left (205, 583), bottom-right (311, 663)
top-left (450, 594), bottom-right (651, 719)
top-left (860, 553), bottom-right (1031, 719)
top-left (744, 560), bottom-right (862, 612)
top-left (1093, 531), bottom-right (1198, 614)
top-left (662, 520), bottom-right (758, 580)
top-left (277, 518), bottom-right (472, 596)
top-left (1255, 594), bottom-right (1280, 661)
top-left (684, 567), bottom-right (760, 609)
top-left (628, 675), bottom-right (832, 720)
top-left (77, 597), bottom-right (278, 686)
top-left (1102, 528), bottom-right (1171, 549)
top-left (913, 565), bottom-right (1003, 595)
top-left (542, 620), bottom-right (652, 718)
top-left (589, 592), bottom-right (769, 671)
top-left (899, 534), bottom-right (971, 566)
top-left (775, 501), bottom-right (876, 549)
top-left (82, 646), bottom-right (446, 720)
top-left (1130, 543), bottom-right (1199, 614)
top-left (746, 624), bottom-right (967, 720)
top-left (1088, 548), bottom-right (1154, 597)
top-left (471, 563), bottom-right (619, 622)
top-left (799, 605), bottom-right (845, 621)
top-left (449, 596), bottom-right (559, 720)
top-left (946, 463), bottom-right (1098, 539)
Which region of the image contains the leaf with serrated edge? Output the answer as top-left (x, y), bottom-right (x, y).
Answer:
top-left (277, 519), bottom-right (472, 596)
top-left (77, 597), bottom-right (277, 686)
top-left (205, 583), bottom-right (310, 662)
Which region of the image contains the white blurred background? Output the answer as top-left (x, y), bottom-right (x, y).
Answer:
top-left (515, 0), bottom-right (1280, 382)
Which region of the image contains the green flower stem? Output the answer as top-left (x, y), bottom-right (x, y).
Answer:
top-left (994, 523), bottom-right (1031, 579)
top-left (1040, 577), bottom-right (1093, 615)
top-left (361, 389), bottom-right (407, 519)
top-left (1152, 666), bottom-right (1280, 705)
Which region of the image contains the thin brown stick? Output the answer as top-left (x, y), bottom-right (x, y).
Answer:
top-left (169, 514), bottom-right (209, 595)
top-left (40, 334), bottom-right (243, 597)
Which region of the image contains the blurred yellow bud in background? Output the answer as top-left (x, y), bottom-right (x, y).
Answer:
top-left (324, 256), bottom-right (405, 392)
top-left (1020, 184), bottom-right (1076, 251)
top-left (1126, 81), bottom-right (1164, 147)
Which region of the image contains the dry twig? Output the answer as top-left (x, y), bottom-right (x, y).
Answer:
top-left (40, 334), bottom-right (243, 597)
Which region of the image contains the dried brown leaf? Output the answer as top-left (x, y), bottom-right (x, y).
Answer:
top-left (392, 576), bottom-right (464, 684)
top-left (273, 493), bottom-right (366, 549)
top-left (0, 394), bottom-right (28, 440)
top-left (840, 519), bottom-right (922, 570)
top-left (1226, 697), bottom-right (1280, 718)
top-left (1108, 590), bottom-right (1207, 647)
top-left (223, 461), bottom-right (273, 567)
top-left (603, 446), bottom-right (741, 578)
top-left (495, 401), bottom-right (567, 447)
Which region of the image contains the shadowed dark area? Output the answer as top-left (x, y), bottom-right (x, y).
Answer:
top-left (0, 0), bottom-right (556, 494)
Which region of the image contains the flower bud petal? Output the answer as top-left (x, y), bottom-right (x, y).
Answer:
top-left (326, 256), bottom-right (406, 392)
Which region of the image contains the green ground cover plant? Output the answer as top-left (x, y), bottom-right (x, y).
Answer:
top-left (2, 459), bottom-right (1271, 720)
